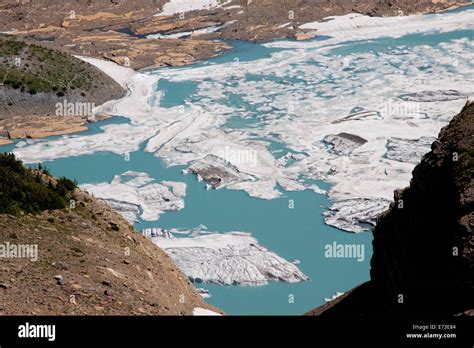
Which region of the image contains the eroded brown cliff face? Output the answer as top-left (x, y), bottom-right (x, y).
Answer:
top-left (308, 102), bottom-right (473, 318)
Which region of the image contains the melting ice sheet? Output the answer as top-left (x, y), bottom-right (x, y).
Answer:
top-left (8, 7), bottom-right (474, 314)
top-left (14, 8), bottom-right (474, 232)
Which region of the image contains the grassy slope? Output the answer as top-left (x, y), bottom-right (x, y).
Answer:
top-left (0, 35), bottom-right (102, 96)
top-left (0, 35), bottom-right (124, 118)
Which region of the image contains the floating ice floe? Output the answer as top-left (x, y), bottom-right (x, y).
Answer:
top-left (323, 198), bottom-right (391, 233)
top-left (385, 137), bottom-right (436, 164)
top-left (80, 171), bottom-right (186, 223)
top-left (148, 229), bottom-right (309, 286)
top-left (196, 288), bottom-right (212, 299)
top-left (192, 307), bottom-right (222, 316)
top-left (276, 152), bottom-right (308, 167)
top-left (324, 291), bottom-right (345, 303)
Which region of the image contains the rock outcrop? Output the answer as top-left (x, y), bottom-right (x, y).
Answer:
top-left (0, 1), bottom-right (469, 69)
top-left (308, 101), bottom-right (473, 317)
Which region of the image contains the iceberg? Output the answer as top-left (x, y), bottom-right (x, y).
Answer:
top-left (80, 171), bottom-right (186, 223)
top-left (324, 198), bottom-right (391, 233)
top-left (148, 230), bottom-right (309, 286)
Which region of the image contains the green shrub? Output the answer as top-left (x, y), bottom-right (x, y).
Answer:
top-left (0, 36), bottom-right (97, 96)
top-left (55, 177), bottom-right (77, 196)
top-left (0, 153), bottom-right (77, 215)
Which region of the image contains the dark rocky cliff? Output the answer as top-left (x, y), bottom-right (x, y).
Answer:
top-left (308, 101), bottom-right (473, 318)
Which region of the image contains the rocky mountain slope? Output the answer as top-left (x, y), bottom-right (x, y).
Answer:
top-left (0, 154), bottom-right (218, 315)
top-left (0, 0), bottom-right (469, 69)
top-left (0, 35), bottom-right (124, 144)
top-left (308, 101), bottom-right (473, 318)
top-left (0, 35), bottom-right (123, 115)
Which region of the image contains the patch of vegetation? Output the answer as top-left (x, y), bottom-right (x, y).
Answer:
top-left (0, 153), bottom-right (77, 215)
top-left (0, 38), bottom-right (24, 56)
top-left (0, 35), bottom-right (98, 96)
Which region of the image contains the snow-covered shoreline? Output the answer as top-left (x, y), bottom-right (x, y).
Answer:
top-left (268, 9), bottom-right (474, 49)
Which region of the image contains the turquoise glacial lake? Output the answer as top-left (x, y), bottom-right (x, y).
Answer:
top-left (2, 6), bottom-right (473, 315)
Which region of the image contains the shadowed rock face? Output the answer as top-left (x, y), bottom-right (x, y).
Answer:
top-left (308, 102), bottom-right (473, 318)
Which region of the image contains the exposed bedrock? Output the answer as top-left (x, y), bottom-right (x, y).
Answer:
top-left (187, 154), bottom-right (256, 189)
top-left (323, 132), bottom-right (368, 156)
